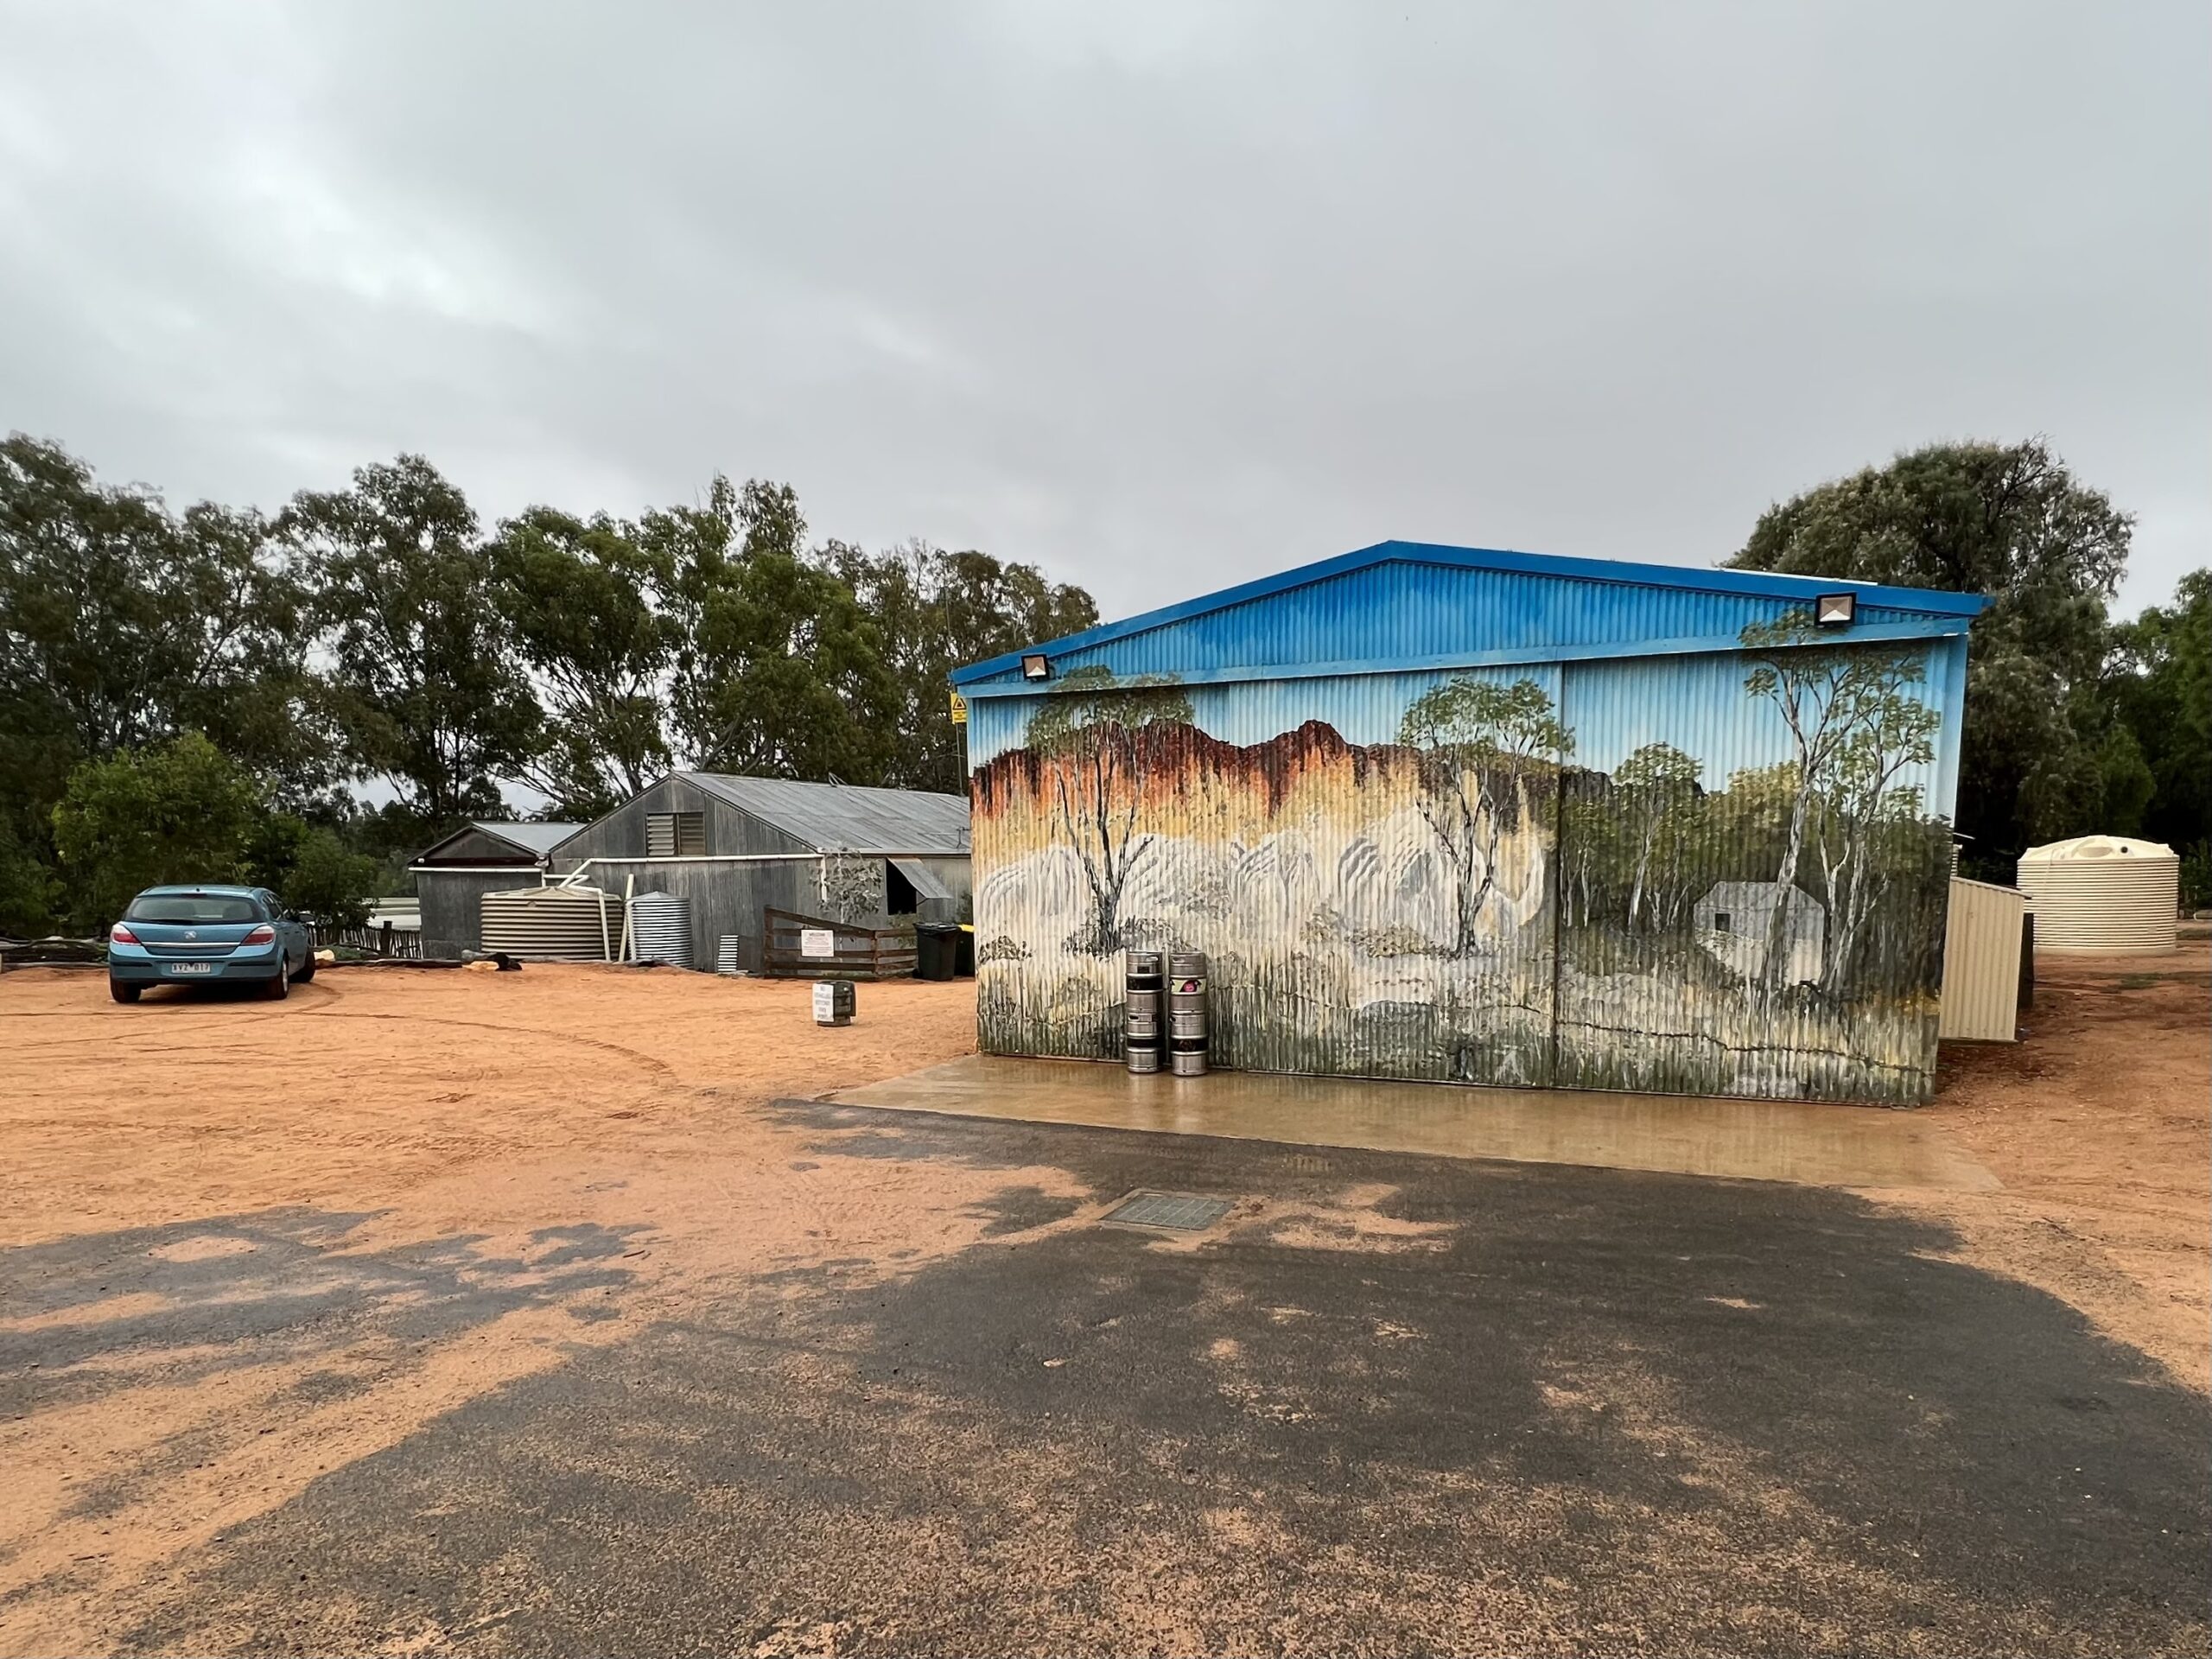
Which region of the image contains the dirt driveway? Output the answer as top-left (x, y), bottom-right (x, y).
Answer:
top-left (2, 954), bottom-right (2205, 1656)
top-left (1917, 943), bottom-right (2211, 1389)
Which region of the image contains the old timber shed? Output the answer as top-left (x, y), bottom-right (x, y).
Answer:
top-left (545, 772), bottom-right (972, 973)
top-left (951, 541), bottom-right (1986, 1104)
top-left (410, 820), bottom-right (581, 958)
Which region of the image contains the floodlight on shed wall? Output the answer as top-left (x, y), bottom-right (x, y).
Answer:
top-left (1020, 652), bottom-right (1052, 681)
top-left (1815, 592), bottom-right (1857, 628)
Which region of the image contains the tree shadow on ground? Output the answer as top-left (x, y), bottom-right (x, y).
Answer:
top-left (102, 1115), bottom-right (2212, 1656)
top-left (0, 1209), bottom-right (644, 1419)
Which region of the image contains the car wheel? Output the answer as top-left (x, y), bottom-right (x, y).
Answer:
top-left (110, 979), bottom-right (141, 1004)
top-left (264, 957), bottom-right (290, 1001)
top-left (296, 950), bottom-right (316, 983)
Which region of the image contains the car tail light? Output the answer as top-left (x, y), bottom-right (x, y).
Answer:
top-left (111, 923), bottom-right (138, 945)
top-left (243, 925), bottom-right (276, 945)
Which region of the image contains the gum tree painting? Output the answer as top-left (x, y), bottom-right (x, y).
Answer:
top-left (1741, 616), bottom-right (1941, 1001)
top-left (817, 847), bottom-right (880, 924)
top-left (1022, 666), bottom-right (1194, 952)
top-left (1613, 741), bottom-right (1701, 931)
top-left (1396, 676), bottom-right (1571, 955)
top-left (1815, 690), bottom-right (1942, 995)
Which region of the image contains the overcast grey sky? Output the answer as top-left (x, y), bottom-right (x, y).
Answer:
top-left (3, 0), bottom-right (2205, 619)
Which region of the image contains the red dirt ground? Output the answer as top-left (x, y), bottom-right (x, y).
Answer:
top-left (1910, 941), bottom-right (2212, 1390)
top-left (2, 948), bottom-right (2203, 1654)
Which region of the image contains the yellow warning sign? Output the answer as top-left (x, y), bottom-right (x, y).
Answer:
top-left (949, 690), bottom-right (969, 726)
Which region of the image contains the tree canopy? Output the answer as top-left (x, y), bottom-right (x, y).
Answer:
top-left (50, 732), bottom-right (263, 929)
top-left (1, 433), bottom-right (1101, 936)
top-left (5, 426), bottom-right (2199, 937)
top-left (283, 455), bottom-right (540, 825)
top-left (1727, 438), bottom-right (2158, 874)
top-left (489, 505), bottom-right (677, 818)
top-left (831, 541), bottom-right (1099, 793)
top-left (660, 478), bottom-right (901, 783)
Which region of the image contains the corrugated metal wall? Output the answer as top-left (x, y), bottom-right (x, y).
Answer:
top-left (417, 869), bottom-right (542, 958)
top-left (973, 663), bottom-right (1567, 1084)
top-left (1937, 878), bottom-right (2025, 1042)
top-left (1549, 650), bottom-right (1952, 1102)
top-left (970, 635), bottom-right (1960, 1103)
top-left (572, 857), bottom-right (823, 972)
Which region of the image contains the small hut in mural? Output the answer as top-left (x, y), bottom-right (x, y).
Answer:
top-left (1694, 881), bottom-right (1824, 986)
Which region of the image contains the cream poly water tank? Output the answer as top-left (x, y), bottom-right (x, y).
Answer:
top-left (2017, 836), bottom-right (2178, 954)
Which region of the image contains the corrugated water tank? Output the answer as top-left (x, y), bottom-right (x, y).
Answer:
top-left (480, 884), bottom-right (618, 961)
top-left (2017, 836), bottom-right (2178, 954)
top-left (628, 890), bottom-right (694, 968)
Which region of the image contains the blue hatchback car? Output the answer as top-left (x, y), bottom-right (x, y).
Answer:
top-left (107, 885), bottom-right (315, 1002)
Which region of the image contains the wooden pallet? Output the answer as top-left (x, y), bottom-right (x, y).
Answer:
top-left (760, 907), bottom-right (917, 980)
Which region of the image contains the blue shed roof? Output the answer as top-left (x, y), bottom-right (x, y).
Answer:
top-left (950, 541), bottom-right (1987, 695)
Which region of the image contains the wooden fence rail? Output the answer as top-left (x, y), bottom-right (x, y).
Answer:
top-left (312, 920), bottom-right (423, 960)
top-left (760, 907), bottom-right (916, 980)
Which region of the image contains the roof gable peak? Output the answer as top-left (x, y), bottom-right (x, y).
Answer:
top-left (950, 539), bottom-right (1986, 689)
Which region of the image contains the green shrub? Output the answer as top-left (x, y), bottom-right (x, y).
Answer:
top-left (51, 733), bottom-right (258, 930)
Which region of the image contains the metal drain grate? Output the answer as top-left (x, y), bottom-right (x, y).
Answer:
top-left (1101, 1189), bottom-right (1233, 1233)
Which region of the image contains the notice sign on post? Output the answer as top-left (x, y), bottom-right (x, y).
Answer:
top-left (948, 690), bottom-right (968, 726)
top-left (800, 927), bottom-right (836, 959)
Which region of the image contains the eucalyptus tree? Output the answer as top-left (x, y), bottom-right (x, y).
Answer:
top-left (490, 505), bottom-right (676, 817)
top-left (1731, 438), bottom-right (2132, 867)
top-left (1396, 676), bottom-right (1572, 955)
top-left (652, 477), bottom-right (900, 785)
top-left (281, 454), bottom-right (538, 827)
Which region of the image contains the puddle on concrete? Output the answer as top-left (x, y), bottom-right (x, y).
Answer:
top-left (829, 1057), bottom-right (1999, 1192)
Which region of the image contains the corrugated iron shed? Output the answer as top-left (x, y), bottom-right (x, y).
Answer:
top-left (413, 820), bottom-right (582, 867)
top-left (952, 540), bottom-right (1990, 1105)
top-left (476, 820), bottom-right (583, 857)
top-left (683, 774), bottom-right (970, 855)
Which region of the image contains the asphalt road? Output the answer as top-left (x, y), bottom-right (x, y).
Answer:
top-left (14, 1102), bottom-right (2209, 1656)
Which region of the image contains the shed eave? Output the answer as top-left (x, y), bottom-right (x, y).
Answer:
top-left (407, 864), bottom-right (553, 875)
top-left (956, 615), bottom-right (1975, 698)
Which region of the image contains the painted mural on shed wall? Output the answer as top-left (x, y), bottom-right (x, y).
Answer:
top-left (969, 615), bottom-right (1955, 1103)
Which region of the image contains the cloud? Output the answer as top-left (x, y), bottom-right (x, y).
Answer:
top-left (2, 0), bottom-right (2204, 616)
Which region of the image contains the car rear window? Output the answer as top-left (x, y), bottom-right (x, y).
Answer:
top-left (124, 893), bottom-right (264, 924)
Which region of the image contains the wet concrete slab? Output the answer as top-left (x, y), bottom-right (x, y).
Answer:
top-left (829, 1055), bottom-right (1999, 1191)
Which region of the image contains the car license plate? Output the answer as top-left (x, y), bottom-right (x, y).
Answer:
top-left (166, 961), bottom-right (214, 975)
